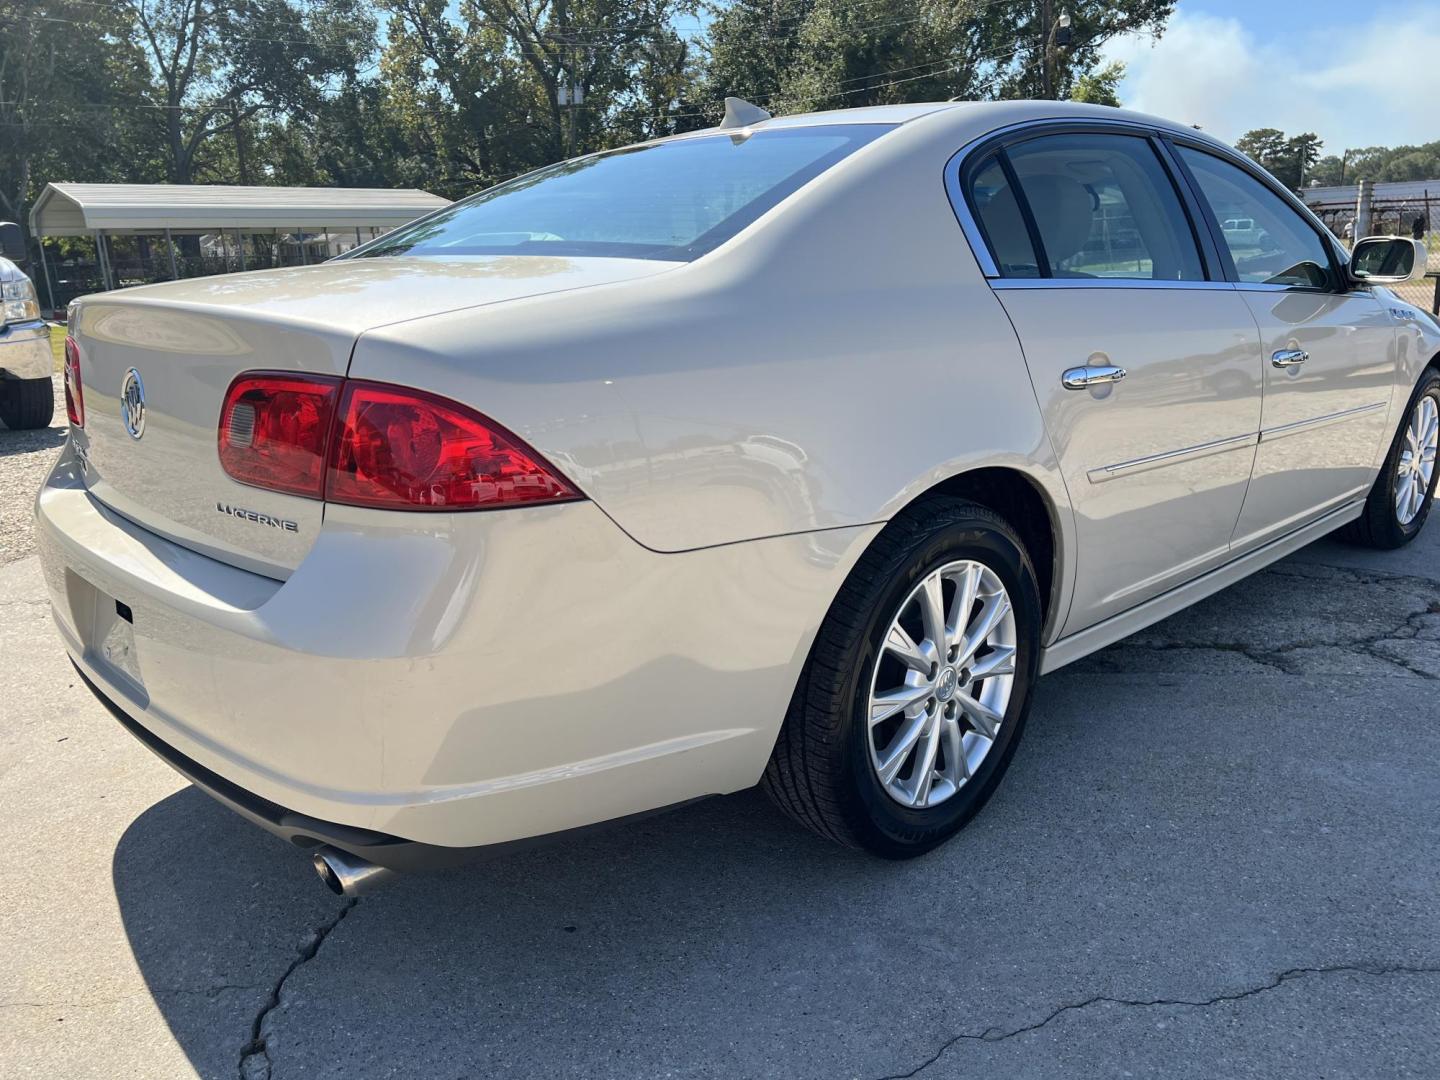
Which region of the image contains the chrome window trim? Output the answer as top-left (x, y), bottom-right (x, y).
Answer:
top-left (1259, 401), bottom-right (1388, 442)
top-left (945, 116), bottom-right (1225, 288)
top-left (993, 278), bottom-right (1236, 292)
top-left (1087, 431), bottom-right (1258, 483)
top-left (1233, 281), bottom-right (1332, 294)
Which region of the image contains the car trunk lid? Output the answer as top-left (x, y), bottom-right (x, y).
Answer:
top-left (69, 255), bottom-right (678, 577)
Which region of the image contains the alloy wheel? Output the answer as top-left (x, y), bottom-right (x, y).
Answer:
top-left (1396, 392), bottom-right (1439, 526)
top-left (866, 559), bottom-right (1017, 809)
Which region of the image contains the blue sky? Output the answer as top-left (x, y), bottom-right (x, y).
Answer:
top-left (1102, 0), bottom-right (1437, 153)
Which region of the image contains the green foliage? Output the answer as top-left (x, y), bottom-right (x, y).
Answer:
top-left (1236, 127), bottom-right (1324, 189)
top-left (7, 0), bottom-right (1181, 218)
top-left (1070, 60), bottom-right (1124, 106)
top-left (1242, 128), bottom-right (1440, 190)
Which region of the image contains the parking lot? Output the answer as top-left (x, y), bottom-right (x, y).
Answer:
top-left (3, 377), bottom-right (1438, 1079)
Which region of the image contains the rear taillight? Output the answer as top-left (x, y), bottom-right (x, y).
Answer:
top-left (218, 373), bottom-right (342, 498)
top-left (326, 381), bottom-right (581, 510)
top-left (63, 335), bottom-right (84, 427)
top-left (217, 372), bottom-right (581, 511)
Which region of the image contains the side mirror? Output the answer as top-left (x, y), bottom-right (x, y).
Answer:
top-left (1348, 235), bottom-right (1427, 285)
top-left (0, 221), bottom-right (24, 261)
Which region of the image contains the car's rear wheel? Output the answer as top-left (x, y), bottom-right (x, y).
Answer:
top-left (1342, 368), bottom-right (1440, 549)
top-left (0, 376), bottom-right (55, 430)
top-left (763, 497), bottom-right (1041, 857)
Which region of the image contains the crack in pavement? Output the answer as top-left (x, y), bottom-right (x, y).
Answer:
top-left (238, 899), bottom-right (357, 1080)
top-left (1105, 600), bottom-right (1440, 678)
top-left (1070, 560), bottom-right (1440, 679)
top-left (874, 962), bottom-right (1440, 1080)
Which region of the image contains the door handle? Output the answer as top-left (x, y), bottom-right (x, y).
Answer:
top-left (1062, 364), bottom-right (1128, 390)
top-left (1271, 349), bottom-right (1309, 368)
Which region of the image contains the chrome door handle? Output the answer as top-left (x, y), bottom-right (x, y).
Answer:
top-left (1062, 364), bottom-right (1128, 390)
top-left (1271, 349), bottom-right (1309, 368)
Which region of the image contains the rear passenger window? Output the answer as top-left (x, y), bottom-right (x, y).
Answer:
top-left (1005, 133), bottom-right (1206, 282)
top-left (969, 155), bottom-right (1041, 277)
top-left (1176, 146), bottom-right (1335, 289)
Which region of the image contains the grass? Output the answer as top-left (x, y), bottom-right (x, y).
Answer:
top-left (48, 323), bottom-right (63, 372)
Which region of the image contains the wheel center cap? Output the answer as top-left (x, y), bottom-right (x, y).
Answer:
top-left (936, 667), bottom-right (958, 701)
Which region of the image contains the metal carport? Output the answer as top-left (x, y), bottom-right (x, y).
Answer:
top-left (28, 183), bottom-right (450, 308)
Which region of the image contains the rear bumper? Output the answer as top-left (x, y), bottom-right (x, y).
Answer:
top-left (0, 320), bottom-right (52, 380)
top-left (36, 442), bottom-right (876, 850)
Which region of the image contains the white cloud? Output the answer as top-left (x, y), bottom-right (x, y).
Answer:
top-left (1101, 6), bottom-right (1440, 155)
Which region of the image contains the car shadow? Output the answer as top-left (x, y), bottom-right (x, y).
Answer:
top-left (111, 780), bottom-right (900, 1078)
top-left (0, 423), bottom-right (65, 456)
top-left (108, 527), bottom-right (1440, 1078)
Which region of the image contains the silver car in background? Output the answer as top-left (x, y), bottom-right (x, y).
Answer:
top-left (35, 100), bottom-right (1440, 894)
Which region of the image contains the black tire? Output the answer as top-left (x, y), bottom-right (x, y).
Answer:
top-left (1340, 368), bottom-right (1440, 550)
top-left (0, 376), bottom-right (55, 430)
top-left (762, 497), bottom-right (1042, 858)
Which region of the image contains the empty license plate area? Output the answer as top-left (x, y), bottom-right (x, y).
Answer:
top-left (64, 568), bottom-right (147, 697)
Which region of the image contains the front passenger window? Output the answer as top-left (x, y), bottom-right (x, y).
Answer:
top-left (1176, 147), bottom-right (1334, 289)
top-left (1006, 133), bottom-right (1205, 282)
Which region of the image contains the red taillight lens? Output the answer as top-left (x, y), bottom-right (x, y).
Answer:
top-left (325, 381), bottom-right (581, 510)
top-left (63, 335), bottom-right (84, 427)
top-left (218, 373), bottom-right (341, 498)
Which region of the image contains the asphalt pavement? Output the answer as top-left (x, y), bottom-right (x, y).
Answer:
top-left (3, 397), bottom-right (1437, 1079)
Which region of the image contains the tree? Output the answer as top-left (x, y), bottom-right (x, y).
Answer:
top-left (705, 0), bottom-right (1171, 120)
top-left (1236, 128), bottom-right (1323, 189)
top-left (125, 0), bottom-right (377, 183)
top-left (376, 0), bottom-right (698, 196)
top-left (1070, 60), bottom-right (1124, 106)
top-left (992, 0), bottom-right (1172, 101)
top-left (1287, 132), bottom-right (1322, 188)
top-left (0, 1), bottom-right (159, 252)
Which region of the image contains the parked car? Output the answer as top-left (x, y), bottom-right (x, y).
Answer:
top-left (0, 223), bottom-right (55, 430)
top-left (1220, 215), bottom-right (1269, 249)
top-left (35, 100), bottom-right (1440, 895)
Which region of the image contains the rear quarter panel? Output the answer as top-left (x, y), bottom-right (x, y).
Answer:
top-left (349, 111), bottom-right (1073, 587)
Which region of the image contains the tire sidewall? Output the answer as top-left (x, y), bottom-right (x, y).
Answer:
top-left (1384, 373), bottom-right (1440, 544)
top-left (834, 513), bottom-right (1041, 857)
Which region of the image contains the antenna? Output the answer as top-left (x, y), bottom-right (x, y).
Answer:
top-left (719, 97), bottom-right (772, 129)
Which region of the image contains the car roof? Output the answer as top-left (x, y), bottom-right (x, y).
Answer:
top-left (699, 99), bottom-right (1215, 143)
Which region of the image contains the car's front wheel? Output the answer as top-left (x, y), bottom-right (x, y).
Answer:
top-left (763, 498), bottom-right (1041, 857)
top-left (1343, 368), bottom-right (1440, 549)
top-left (0, 376), bottom-right (55, 430)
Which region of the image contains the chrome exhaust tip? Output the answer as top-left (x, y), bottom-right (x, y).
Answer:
top-left (311, 846), bottom-right (397, 897)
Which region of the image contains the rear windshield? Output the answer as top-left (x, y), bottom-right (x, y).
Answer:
top-left (353, 125), bottom-right (891, 263)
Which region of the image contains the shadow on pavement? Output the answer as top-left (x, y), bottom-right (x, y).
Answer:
top-left (108, 538), bottom-right (1440, 1079)
top-left (0, 424), bottom-right (65, 456)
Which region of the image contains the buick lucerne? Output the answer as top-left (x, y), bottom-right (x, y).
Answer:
top-left (37, 99), bottom-right (1440, 894)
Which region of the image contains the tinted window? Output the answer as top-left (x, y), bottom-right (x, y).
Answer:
top-left (354, 126), bottom-right (890, 263)
top-left (1177, 147), bottom-right (1334, 288)
top-left (1004, 133), bottom-right (1205, 281)
top-left (969, 155), bottom-right (1041, 277)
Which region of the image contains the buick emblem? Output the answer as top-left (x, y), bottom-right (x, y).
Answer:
top-left (120, 368), bottom-right (146, 440)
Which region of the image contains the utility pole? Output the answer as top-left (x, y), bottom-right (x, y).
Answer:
top-left (1040, 3), bottom-right (1072, 100)
top-left (1040, 0), bottom-right (1054, 99)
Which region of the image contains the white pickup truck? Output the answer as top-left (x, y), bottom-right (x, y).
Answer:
top-left (0, 222), bottom-right (54, 430)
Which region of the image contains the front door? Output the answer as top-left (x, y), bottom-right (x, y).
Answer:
top-left (1172, 145), bottom-right (1398, 548)
top-left (962, 129), bottom-right (1264, 635)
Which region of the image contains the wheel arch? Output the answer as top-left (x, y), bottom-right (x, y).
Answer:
top-left (891, 465), bottom-right (1068, 643)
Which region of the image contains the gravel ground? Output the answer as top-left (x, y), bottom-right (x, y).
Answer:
top-left (0, 373), bottom-right (65, 564)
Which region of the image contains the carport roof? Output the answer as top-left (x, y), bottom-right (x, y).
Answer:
top-left (29, 182), bottom-right (450, 237)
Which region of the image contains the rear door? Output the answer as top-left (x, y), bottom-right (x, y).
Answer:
top-left (957, 126), bottom-right (1264, 634)
top-left (1171, 144), bottom-right (1398, 549)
